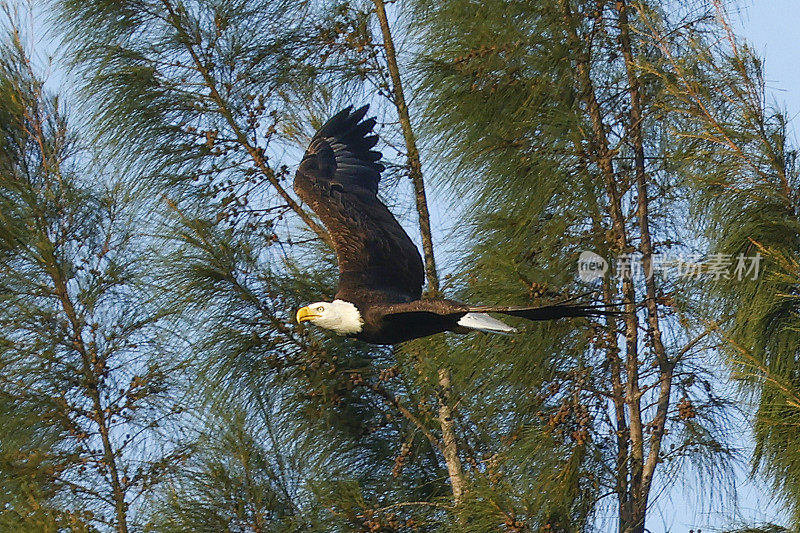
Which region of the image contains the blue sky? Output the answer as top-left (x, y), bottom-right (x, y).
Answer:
top-left (734, 0), bottom-right (800, 124)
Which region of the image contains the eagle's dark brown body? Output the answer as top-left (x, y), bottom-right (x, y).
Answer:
top-left (356, 304), bottom-right (464, 345)
top-left (294, 106), bottom-right (613, 345)
top-left (348, 296), bottom-right (470, 345)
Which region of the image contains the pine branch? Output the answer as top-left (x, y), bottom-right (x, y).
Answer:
top-left (157, 0), bottom-right (332, 247)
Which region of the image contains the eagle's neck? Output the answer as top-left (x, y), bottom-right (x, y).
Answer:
top-left (328, 299), bottom-right (364, 335)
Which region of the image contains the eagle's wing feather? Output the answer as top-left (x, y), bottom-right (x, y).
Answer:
top-left (466, 303), bottom-right (618, 320)
top-left (379, 300), bottom-right (469, 317)
top-left (294, 106), bottom-right (424, 301)
top-left (379, 299), bottom-right (618, 321)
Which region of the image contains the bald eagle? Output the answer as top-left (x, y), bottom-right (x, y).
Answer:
top-left (294, 106), bottom-right (610, 345)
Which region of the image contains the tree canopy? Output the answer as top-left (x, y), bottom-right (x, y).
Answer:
top-left (0, 1), bottom-right (798, 532)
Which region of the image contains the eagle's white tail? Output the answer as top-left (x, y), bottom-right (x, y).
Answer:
top-left (458, 313), bottom-right (518, 334)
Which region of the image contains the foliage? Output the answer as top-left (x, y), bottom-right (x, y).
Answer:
top-left (640, 2), bottom-right (800, 526)
top-left (0, 19), bottom-right (188, 533)
top-left (0, 0), bottom-right (792, 532)
top-left (411, 0), bottom-right (759, 530)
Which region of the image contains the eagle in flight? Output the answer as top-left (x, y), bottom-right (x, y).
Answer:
top-left (294, 106), bottom-right (610, 345)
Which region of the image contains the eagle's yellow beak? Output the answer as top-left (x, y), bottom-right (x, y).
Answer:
top-left (296, 306), bottom-right (319, 323)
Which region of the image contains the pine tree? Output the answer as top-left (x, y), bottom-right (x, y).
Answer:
top-left (43, 0), bottom-right (800, 531)
top-left (648, 2), bottom-right (800, 528)
top-left (0, 21), bottom-right (188, 533)
top-left (411, 0), bottom-right (765, 530)
top-left (52, 1), bottom-right (456, 530)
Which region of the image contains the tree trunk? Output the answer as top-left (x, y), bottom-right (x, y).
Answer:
top-left (373, 0), bottom-right (465, 507)
top-left (559, 1), bottom-right (665, 531)
top-left (437, 368), bottom-right (466, 505)
top-left (615, 3), bottom-right (673, 530)
top-left (373, 0), bottom-right (439, 295)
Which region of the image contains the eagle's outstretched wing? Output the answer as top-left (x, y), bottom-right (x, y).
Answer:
top-left (379, 297), bottom-right (619, 321)
top-left (294, 106), bottom-right (424, 302)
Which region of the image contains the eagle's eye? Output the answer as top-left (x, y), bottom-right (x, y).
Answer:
top-left (316, 305), bottom-right (325, 312)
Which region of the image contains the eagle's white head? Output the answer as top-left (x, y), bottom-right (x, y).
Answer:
top-left (296, 299), bottom-right (364, 335)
